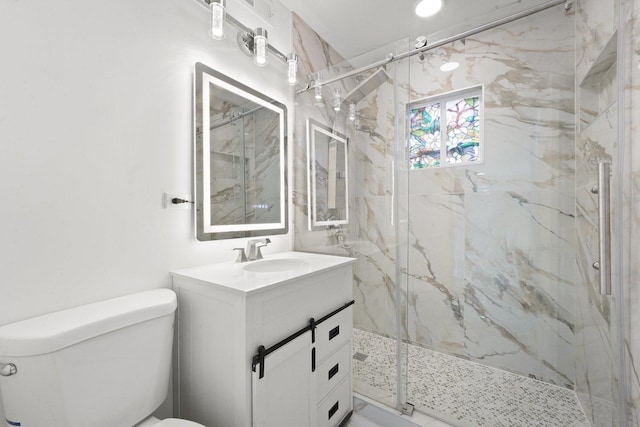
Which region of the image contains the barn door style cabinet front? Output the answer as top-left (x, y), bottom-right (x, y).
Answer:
top-left (170, 252), bottom-right (355, 427)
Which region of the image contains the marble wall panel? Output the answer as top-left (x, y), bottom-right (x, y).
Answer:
top-left (290, 14), bottom-right (409, 342)
top-left (463, 189), bottom-right (576, 387)
top-left (576, 0), bottom-right (618, 85)
top-left (574, 0), bottom-right (632, 422)
top-left (294, 3), bottom-right (578, 389)
top-left (346, 74), bottom-right (402, 333)
top-left (292, 13), bottom-right (347, 81)
top-left (629, 168), bottom-right (640, 427)
top-left (291, 14), bottom-right (351, 253)
top-left (405, 193), bottom-right (466, 354)
top-left (294, 3), bottom-right (579, 388)
top-left (291, 0), bottom-right (640, 424)
top-left (402, 6), bottom-right (577, 387)
top-left (626, 1), bottom-right (640, 425)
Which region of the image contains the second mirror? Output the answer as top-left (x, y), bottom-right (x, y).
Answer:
top-left (306, 119), bottom-right (349, 230)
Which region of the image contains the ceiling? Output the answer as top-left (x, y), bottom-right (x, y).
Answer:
top-left (278, 0), bottom-right (554, 59)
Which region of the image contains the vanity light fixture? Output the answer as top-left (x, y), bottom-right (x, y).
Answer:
top-left (287, 53), bottom-right (298, 86)
top-left (313, 73), bottom-right (323, 101)
top-left (209, 0), bottom-right (226, 40)
top-left (253, 27), bottom-right (268, 66)
top-left (415, 0), bottom-right (443, 17)
top-left (332, 88), bottom-right (342, 111)
top-left (348, 103), bottom-right (357, 121)
top-left (200, 0), bottom-right (298, 85)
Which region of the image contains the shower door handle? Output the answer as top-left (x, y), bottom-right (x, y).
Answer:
top-left (591, 160), bottom-right (611, 295)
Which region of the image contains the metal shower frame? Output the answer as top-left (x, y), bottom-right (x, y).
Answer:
top-left (297, 0), bottom-right (572, 93)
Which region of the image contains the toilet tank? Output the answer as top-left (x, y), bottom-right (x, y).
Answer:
top-left (0, 289), bottom-right (177, 427)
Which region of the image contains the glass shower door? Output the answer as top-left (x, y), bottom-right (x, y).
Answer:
top-left (292, 1), bottom-right (629, 423)
top-left (397, 1), bottom-right (628, 425)
top-left (574, 0), bottom-right (627, 425)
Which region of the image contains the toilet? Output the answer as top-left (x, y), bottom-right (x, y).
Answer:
top-left (0, 289), bottom-right (205, 427)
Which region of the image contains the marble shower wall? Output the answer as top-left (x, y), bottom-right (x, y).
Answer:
top-left (293, 6), bottom-right (578, 388)
top-left (292, 13), bottom-right (411, 341)
top-left (295, 8), bottom-right (578, 388)
top-left (291, 13), bottom-right (349, 251)
top-left (402, 7), bottom-right (577, 389)
top-left (625, 0), bottom-right (640, 425)
top-left (346, 60), bottom-right (411, 340)
top-left (291, 13), bottom-right (353, 253)
top-left (291, 1), bottom-right (640, 424)
top-left (574, 0), bottom-right (633, 425)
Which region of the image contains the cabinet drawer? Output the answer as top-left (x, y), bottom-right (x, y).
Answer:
top-left (315, 306), bottom-right (352, 362)
top-left (254, 267), bottom-right (352, 346)
top-left (316, 376), bottom-right (352, 427)
top-left (315, 341), bottom-right (351, 400)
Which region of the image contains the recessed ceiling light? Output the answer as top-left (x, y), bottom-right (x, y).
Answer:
top-left (440, 61), bottom-right (459, 72)
top-left (415, 0), bottom-right (443, 18)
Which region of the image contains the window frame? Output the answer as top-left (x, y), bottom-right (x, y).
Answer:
top-left (407, 85), bottom-right (484, 170)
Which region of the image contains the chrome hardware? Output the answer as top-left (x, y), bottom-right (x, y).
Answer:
top-left (246, 238), bottom-right (271, 261)
top-left (233, 247), bottom-right (248, 263)
top-left (255, 243), bottom-right (268, 260)
top-left (0, 363), bottom-right (17, 377)
top-left (594, 160), bottom-right (611, 295)
top-left (564, 0), bottom-right (574, 12)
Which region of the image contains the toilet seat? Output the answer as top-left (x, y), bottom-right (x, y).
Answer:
top-left (154, 418), bottom-right (206, 427)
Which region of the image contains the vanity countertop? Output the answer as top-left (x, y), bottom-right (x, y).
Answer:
top-left (170, 251), bottom-right (356, 296)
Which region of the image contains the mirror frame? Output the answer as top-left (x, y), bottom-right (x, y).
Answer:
top-left (306, 118), bottom-right (349, 231)
top-left (194, 62), bottom-right (288, 240)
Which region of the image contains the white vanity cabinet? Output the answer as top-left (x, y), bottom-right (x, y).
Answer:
top-left (170, 251), bottom-right (355, 427)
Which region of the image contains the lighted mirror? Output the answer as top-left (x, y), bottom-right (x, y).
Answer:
top-left (306, 119), bottom-right (349, 230)
top-left (194, 62), bottom-right (287, 240)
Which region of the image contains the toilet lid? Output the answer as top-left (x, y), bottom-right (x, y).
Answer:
top-left (155, 418), bottom-right (206, 427)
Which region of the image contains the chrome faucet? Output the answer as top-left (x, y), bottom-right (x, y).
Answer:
top-left (233, 247), bottom-right (248, 263)
top-left (246, 238), bottom-right (271, 261)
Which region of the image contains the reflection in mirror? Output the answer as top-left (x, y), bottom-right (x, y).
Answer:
top-left (306, 119), bottom-right (349, 230)
top-left (194, 62), bottom-right (287, 240)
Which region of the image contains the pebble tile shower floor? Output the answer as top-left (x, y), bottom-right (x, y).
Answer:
top-left (352, 329), bottom-right (590, 427)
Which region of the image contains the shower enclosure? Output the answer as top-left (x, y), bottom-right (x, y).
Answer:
top-left (293, 0), bottom-right (631, 425)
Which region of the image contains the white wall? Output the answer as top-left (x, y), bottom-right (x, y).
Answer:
top-left (0, 0), bottom-right (293, 421)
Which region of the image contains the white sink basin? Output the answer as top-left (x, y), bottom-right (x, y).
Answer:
top-left (243, 259), bottom-right (310, 273)
top-left (171, 251), bottom-right (356, 294)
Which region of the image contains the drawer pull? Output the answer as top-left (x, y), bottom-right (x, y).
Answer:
top-left (329, 325), bottom-right (340, 340)
top-left (328, 401), bottom-right (339, 419)
top-left (328, 363), bottom-right (339, 380)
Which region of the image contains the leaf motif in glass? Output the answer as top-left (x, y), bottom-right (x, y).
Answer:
top-left (446, 96), bottom-right (480, 164)
top-left (409, 103), bottom-right (441, 169)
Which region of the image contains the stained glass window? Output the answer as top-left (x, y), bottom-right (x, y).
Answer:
top-left (408, 87), bottom-right (482, 169)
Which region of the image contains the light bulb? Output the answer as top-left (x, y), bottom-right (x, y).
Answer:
top-left (440, 61), bottom-right (459, 72)
top-left (332, 88), bottom-right (342, 111)
top-left (253, 28), bottom-right (268, 67)
top-left (287, 53), bottom-right (298, 86)
top-left (209, 0), bottom-right (226, 40)
top-left (415, 0), bottom-right (442, 17)
top-left (312, 73), bottom-right (323, 101)
top-left (348, 103), bottom-right (357, 121)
